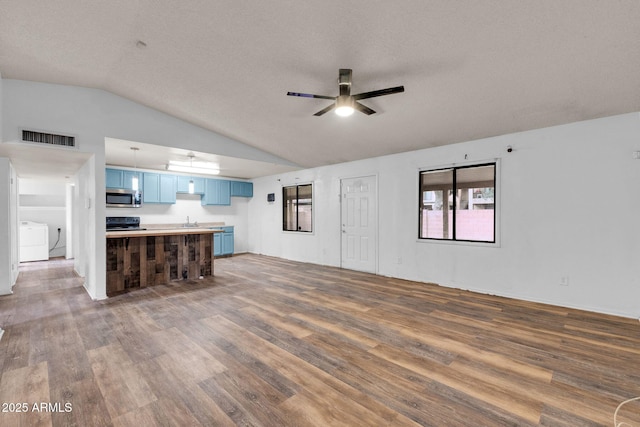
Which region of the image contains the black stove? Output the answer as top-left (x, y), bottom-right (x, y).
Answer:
top-left (106, 216), bottom-right (145, 231)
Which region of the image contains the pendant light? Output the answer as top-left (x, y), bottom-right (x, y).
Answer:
top-left (131, 147), bottom-right (139, 191)
top-left (188, 153), bottom-right (195, 194)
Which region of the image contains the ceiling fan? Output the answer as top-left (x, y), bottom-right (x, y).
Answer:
top-left (287, 69), bottom-right (404, 117)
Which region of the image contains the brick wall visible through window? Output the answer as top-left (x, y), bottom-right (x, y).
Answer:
top-left (283, 184), bottom-right (313, 232)
top-left (419, 163), bottom-right (495, 242)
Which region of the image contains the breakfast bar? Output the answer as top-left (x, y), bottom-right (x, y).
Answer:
top-left (106, 227), bottom-right (221, 296)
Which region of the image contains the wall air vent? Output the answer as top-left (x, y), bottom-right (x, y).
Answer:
top-left (22, 130), bottom-right (76, 148)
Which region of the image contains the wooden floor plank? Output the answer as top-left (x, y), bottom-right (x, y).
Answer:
top-left (1, 255), bottom-right (638, 426)
top-left (50, 377), bottom-right (111, 427)
top-left (0, 362), bottom-right (52, 427)
top-left (135, 357), bottom-right (236, 427)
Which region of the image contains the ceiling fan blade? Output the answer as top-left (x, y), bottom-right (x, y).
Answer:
top-left (353, 86), bottom-right (405, 101)
top-left (313, 103), bottom-right (336, 116)
top-left (287, 91), bottom-right (336, 100)
top-left (354, 102), bottom-right (376, 115)
top-left (338, 69), bottom-right (352, 97)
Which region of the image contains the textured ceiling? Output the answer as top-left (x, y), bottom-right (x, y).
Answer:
top-left (1, 0), bottom-right (640, 174)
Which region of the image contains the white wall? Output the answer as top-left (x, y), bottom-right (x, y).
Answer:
top-left (65, 183), bottom-right (74, 259)
top-left (249, 113), bottom-right (640, 318)
top-left (0, 158), bottom-right (9, 294)
top-left (2, 79), bottom-right (292, 299)
top-left (0, 158), bottom-right (19, 295)
top-left (9, 162), bottom-right (18, 285)
top-left (0, 72), bottom-right (3, 147)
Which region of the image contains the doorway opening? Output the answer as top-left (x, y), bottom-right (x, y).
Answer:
top-left (18, 178), bottom-right (74, 267)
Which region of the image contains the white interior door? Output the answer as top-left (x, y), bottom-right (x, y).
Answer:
top-left (341, 175), bottom-right (377, 273)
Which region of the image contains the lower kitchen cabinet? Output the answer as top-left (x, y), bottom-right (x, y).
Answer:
top-left (213, 226), bottom-right (234, 256)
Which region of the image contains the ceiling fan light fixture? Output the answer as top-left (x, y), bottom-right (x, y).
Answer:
top-left (335, 96), bottom-right (354, 117)
top-left (335, 106), bottom-right (354, 117)
top-left (287, 69), bottom-right (404, 117)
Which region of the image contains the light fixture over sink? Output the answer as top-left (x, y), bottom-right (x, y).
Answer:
top-left (131, 147), bottom-right (140, 191)
top-left (187, 153), bottom-right (195, 194)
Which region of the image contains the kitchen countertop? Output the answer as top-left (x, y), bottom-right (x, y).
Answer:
top-left (106, 225), bottom-right (224, 239)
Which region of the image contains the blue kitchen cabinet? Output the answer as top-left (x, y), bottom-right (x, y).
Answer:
top-left (213, 233), bottom-right (222, 256)
top-left (143, 172), bottom-right (177, 204)
top-left (222, 231), bottom-right (234, 254)
top-left (105, 168), bottom-right (123, 188)
top-left (177, 176), bottom-right (205, 194)
top-left (143, 173), bottom-right (160, 203)
top-left (107, 169), bottom-right (248, 207)
top-left (202, 179), bottom-right (231, 205)
top-left (213, 226), bottom-right (234, 256)
top-left (160, 174), bottom-right (177, 203)
top-left (230, 181), bottom-right (253, 197)
top-left (106, 168), bottom-right (142, 190)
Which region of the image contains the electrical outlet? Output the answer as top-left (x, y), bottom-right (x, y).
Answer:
top-left (559, 276), bottom-right (569, 286)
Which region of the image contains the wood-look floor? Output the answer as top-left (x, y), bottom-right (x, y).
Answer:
top-left (1, 255), bottom-right (639, 427)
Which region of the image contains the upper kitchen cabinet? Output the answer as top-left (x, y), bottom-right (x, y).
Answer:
top-left (143, 172), bottom-right (177, 204)
top-left (177, 176), bottom-right (205, 194)
top-left (105, 168), bottom-right (122, 188)
top-left (106, 168), bottom-right (142, 190)
top-left (202, 179), bottom-right (231, 206)
top-left (106, 168), bottom-right (248, 206)
top-left (230, 181), bottom-right (253, 198)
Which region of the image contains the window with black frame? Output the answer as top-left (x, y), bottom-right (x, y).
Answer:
top-left (419, 163), bottom-right (495, 242)
top-left (283, 184), bottom-right (313, 232)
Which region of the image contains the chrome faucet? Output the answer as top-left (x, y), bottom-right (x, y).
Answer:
top-left (184, 216), bottom-right (198, 228)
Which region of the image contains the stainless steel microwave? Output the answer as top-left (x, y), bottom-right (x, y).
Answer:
top-left (106, 189), bottom-right (142, 208)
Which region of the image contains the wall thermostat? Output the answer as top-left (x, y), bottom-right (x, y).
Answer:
top-left (267, 193), bottom-right (275, 202)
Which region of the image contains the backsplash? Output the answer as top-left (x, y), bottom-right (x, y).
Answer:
top-left (106, 194), bottom-right (243, 223)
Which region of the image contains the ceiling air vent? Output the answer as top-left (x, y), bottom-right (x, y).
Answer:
top-left (22, 130), bottom-right (76, 148)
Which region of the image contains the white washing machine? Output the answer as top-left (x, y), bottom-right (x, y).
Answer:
top-left (19, 221), bottom-right (49, 262)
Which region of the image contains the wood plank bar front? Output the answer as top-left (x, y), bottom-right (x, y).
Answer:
top-left (106, 229), bottom-right (219, 296)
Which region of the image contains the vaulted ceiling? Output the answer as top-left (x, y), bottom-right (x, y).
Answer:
top-left (2, 1), bottom-right (640, 175)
